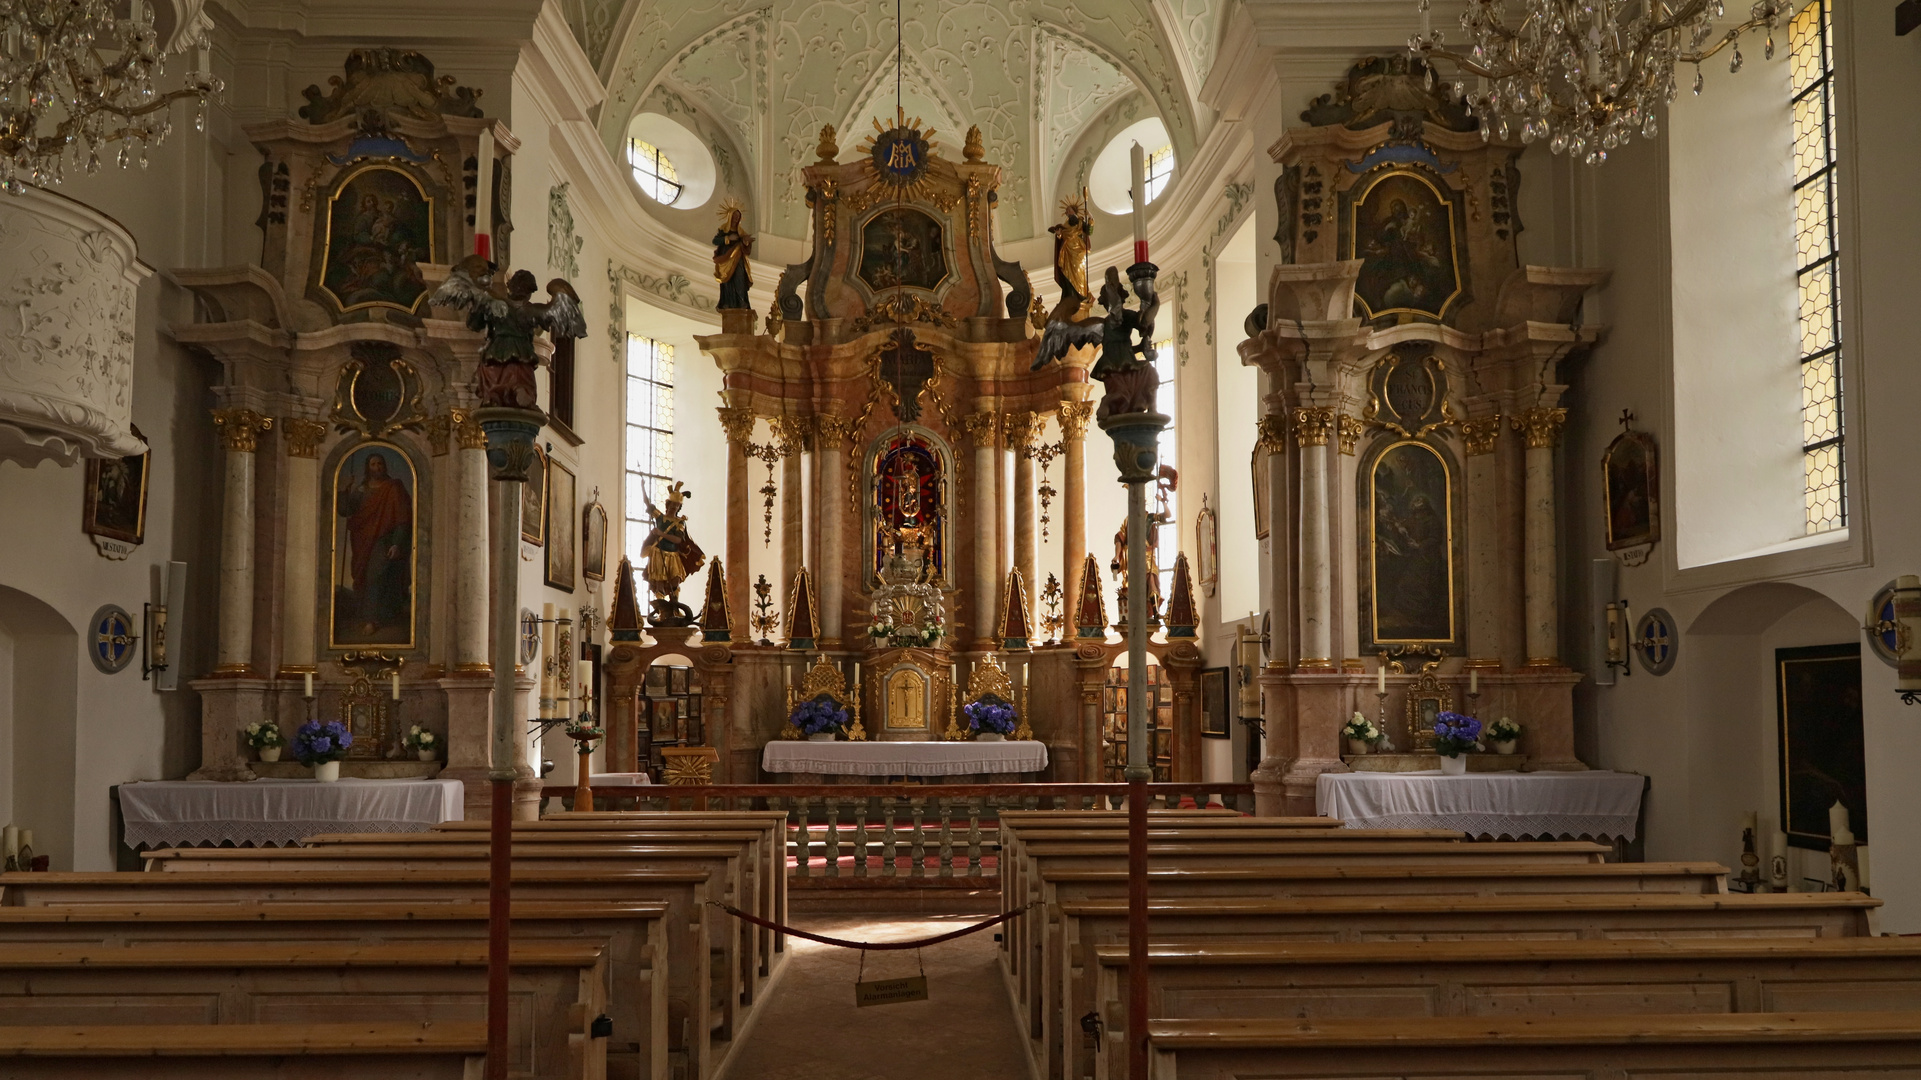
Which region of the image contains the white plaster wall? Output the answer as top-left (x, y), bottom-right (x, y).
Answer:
top-left (1212, 219), bottom-right (1260, 627)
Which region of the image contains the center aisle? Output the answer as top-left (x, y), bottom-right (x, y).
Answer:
top-left (719, 915), bottom-right (1032, 1080)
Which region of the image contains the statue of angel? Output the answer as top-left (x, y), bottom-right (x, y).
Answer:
top-left (430, 255), bottom-right (587, 410)
top-left (1031, 263), bottom-right (1161, 420)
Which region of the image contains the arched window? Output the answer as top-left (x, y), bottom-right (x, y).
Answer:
top-left (1153, 338), bottom-right (1177, 603)
top-left (1143, 145), bottom-right (1175, 204)
top-left (624, 335), bottom-right (676, 565)
top-left (627, 139), bottom-right (684, 206)
top-left (1791, 0), bottom-right (1844, 533)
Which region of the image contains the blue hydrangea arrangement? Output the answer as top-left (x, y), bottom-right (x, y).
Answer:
top-left (291, 718), bottom-right (354, 765)
top-left (790, 697), bottom-right (849, 737)
top-left (1431, 711), bottom-right (1482, 758)
top-left (964, 700), bottom-right (1018, 735)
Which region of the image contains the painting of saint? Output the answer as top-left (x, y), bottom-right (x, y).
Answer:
top-left (522, 445), bottom-right (546, 545)
top-left (321, 165), bottom-right (434, 313)
top-left (1367, 440), bottom-right (1454, 644)
top-left (545, 457), bottom-right (577, 591)
top-left (83, 427), bottom-right (149, 545)
top-left (1603, 429), bottom-right (1660, 551)
top-left (859, 208), bottom-right (947, 292)
top-left (582, 501), bottom-right (608, 582)
top-left (331, 442), bottom-right (416, 647)
top-left (1349, 171), bottom-right (1460, 320)
top-left (1776, 644), bottom-right (1867, 851)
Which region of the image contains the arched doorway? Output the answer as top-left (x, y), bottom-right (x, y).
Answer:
top-left (0, 585), bottom-right (78, 870)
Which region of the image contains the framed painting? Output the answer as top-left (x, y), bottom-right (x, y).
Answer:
top-left (1777, 643), bottom-right (1867, 851)
top-left (1200, 667), bottom-right (1230, 738)
top-left (545, 456), bottom-right (577, 591)
top-left (1194, 496), bottom-right (1219, 597)
top-left (1343, 168), bottom-right (1464, 321)
top-left (582, 499), bottom-right (608, 582)
top-left (651, 698), bottom-right (681, 743)
top-left (521, 445), bottom-right (546, 545)
top-left (1360, 438), bottom-right (1459, 649)
top-left (319, 164), bottom-right (434, 313)
top-left (646, 665), bottom-right (669, 693)
top-left (1251, 445), bottom-right (1271, 541)
top-left (668, 668), bottom-right (690, 695)
top-left (858, 207), bottom-right (949, 292)
top-left (1602, 428), bottom-right (1661, 551)
top-left (83, 425), bottom-right (149, 551)
top-left (330, 441), bottom-right (418, 648)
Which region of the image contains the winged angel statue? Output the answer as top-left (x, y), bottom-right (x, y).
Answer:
top-left (430, 254), bottom-right (588, 409)
top-left (1031, 263), bottom-right (1161, 421)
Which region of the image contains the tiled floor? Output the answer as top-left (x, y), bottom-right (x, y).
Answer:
top-left (719, 914), bottom-right (1033, 1080)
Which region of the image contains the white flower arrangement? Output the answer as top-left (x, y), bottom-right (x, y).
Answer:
top-left (1487, 717), bottom-right (1522, 742)
top-left (403, 725), bottom-right (438, 752)
top-left (1341, 713), bottom-right (1380, 742)
top-left (244, 721), bottom-right (283, 749)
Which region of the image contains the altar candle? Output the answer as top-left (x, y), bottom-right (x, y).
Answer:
top-left (1377, 664), bottom-right (1386, 695)
top-left (303, 671), bottom-right (313, 699)
top-left (1768, 829), bottom-right (1789, 889)
top-left (18, 830), bottom-right (31, 852)
top-left (474, 128), bottom-right (495, 260)
top-left (1469, 668), bottom-right (1478, 696)
top-left (2, 825), bottom-right (16, 858)
top-left (1129, 141), bottom-right (1149, 265)
top-left (391, 671), bottom-right (401, 701)
top-left (1829, 800), bottom-right (1854, 846)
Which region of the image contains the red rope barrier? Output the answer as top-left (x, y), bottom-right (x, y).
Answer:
top-left (704, 899), bottom-right (1037, 951)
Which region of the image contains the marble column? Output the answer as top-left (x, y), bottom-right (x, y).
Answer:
top-left (1293, 406), bottom-right (1335, 670)
top-left (1058, 400), bottom-right (1092, 615)
top-left (210, 408), bottom-right (273, 674)
top-left (1517, 407), bottom-right (1567, 666)
top-left (816, 415), bottom-right (854, 645)
top-left (277, 417), bottom-right (327, 678)
top-left (1006, 411), bottom-right (1041, 601)
top-left (1250, 412), bottom-right (1292, 815)
top-left (451, 410), bottom-right (492, 672)
top-left (718, 407), bottom-right (756, 626)
top-left (963, 411), bottom-right (1001, 645)
top-left (1462, 413), bottom-right (1504, 665)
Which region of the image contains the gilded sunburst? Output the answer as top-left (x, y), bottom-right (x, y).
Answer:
top-left (857, 108), bottom-right (941, 204)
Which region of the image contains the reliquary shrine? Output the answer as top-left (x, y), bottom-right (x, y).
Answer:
top-left (1242, 58), bottom-right (1609, 814)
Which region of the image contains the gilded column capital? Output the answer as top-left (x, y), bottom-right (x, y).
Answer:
top-left (1462, 414), bottom-right (1503, 456)
top-left (451, 408), bottom-right (488, 451)
top-left (423, 414), bottom-right (452, 456)
top-left (1291, 406), bottom-right (1335, 448)
top-left (1336, 414), bottom-right (1363, 456)
top-left (212, 408), bottom-right (273, 453)
top-left (960, 411), bottom-right (1001, 447)
top-left (1003, 410), bottom-right (1043, 452)
top-left (1254, 415), bottom-right (1289, 453)
top-left (769, 415), bottom-right (812, 454)
top-left (1513, 407), bottom-right (1568, 449)
top-left (1057, 400), bottom-right (1093, 442)
top-left (717, 407), bottom-right (757, 445)
top-left (814, 413), bottom-right (857, 446)
top-left (281, 417), bottom-right (328, 459)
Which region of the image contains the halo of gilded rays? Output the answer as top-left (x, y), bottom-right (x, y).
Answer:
top-left (856, 109), bottom-right (941, 206)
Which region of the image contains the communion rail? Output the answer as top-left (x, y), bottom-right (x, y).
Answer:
top-left (536, 782), bottom-right (1253, 880)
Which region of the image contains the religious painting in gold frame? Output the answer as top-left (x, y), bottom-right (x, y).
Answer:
top-left (317, 164), bottom-right (435, 314)
top-left (545, 456), bottom-right (577, 591)
top-left (1341, 168), bottom-right (1465, 322)
top-left (329, 440), bottom-right (419, 650)
top-left (83, 423), bottom-right (149, 550)
top-left (1359, 437), bottom-right (1460, 652)
top-left (521, 445), bottom-right (546, 545)
top-left (1602, 427), bottom-right (1661, 552)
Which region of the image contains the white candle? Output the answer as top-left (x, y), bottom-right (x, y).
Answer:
top-left (2, 825), bottom-right (16, 858)
top-left (18, 830), bottom-right (31, 852)
top-left (303, 671), bottom-right (314, 699)
top-left (474, 128), bottom-right (495, 259)
top-left (1829, 800), bottom-right (1854, 846)
top-left (1469, 668), bottom-right (1478, 695)
top-left (196, 41), bottom-right (209, 77)
top-left (1129, 142), bottom-right (1149, 264)
top-left (1377, 664), bottom-right (1386, 695)
top-left (391, 671), bottom-right (401, 701)
top-left (1768, 829), bottom-right (1789, 888)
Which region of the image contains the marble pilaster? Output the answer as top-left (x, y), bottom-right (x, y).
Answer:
top-left (451, 409), bottom-right (491, 672)
top-left (1462, 413), bottom-right (1504, 665)
top-left (718, 407), bottom-right (756, 627)
top-left (1516, 407), bottom-right (1566, 667)
top-left (210, 408), bottom-right (273, 674)
top-left (277, 417), bottom-right (326, 677)
top-left (815, 414), bottom-right (855, 644)
top-left (1006, 410), bottom-right (1042, 598)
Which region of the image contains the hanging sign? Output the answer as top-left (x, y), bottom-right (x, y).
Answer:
top-left (855, 974), bottom-right (929, 1007)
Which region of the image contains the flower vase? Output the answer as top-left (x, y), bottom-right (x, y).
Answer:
top-left (417, 749), bottom-right (436, 762)
top-left (1438, 754), bottom-right (1467, 776)
top-left (258, 746), bottom-right (282, 763)
top-left (1492, 739), bottom-right (1517, 755)
top-left (1346, 738), bottom-right (1370, 756)
top-left (977, 732), bottom-right (1005, 742)
top-left (807, 732), bottom-right (836, 742)
top-left (313, 760), bottom-right (341, 782)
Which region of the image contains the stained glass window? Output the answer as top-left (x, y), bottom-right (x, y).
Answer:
top-left (1791, 0), bottom-right (1845, 533)
top-left (624, 335), bottom-right (675, 566)
top-left (627, 139), bottom-right (683, 206)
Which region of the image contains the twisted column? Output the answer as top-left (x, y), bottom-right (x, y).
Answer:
top-left (1293, 406), bottom-right (1335, 669)
top-left (1059, 400), bottom-right (1092, 615)
top-left (210, 408), bottom-right (273, 674)
top-left (453, 409), bottom-right (492, 672)
top-left (1516, 407), bottom-right (1567, 666)
top-left (278, 417), bottom-right (327, 678)
top-left (962, 412), bottom-right (1001, 645)
top-left (718, 407), bottom-right (757, 627)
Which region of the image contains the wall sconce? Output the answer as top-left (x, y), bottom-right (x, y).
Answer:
top-left (1605, 598), bottom-right (1633, 679)
top-left (1591, 559), bottom-right (1630, 684)
top-left (1892, 574), bottom-right (1921, 705)
top-left (147, 561), bottom-right (186, 690)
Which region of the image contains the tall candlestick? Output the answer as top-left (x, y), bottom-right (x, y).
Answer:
top-left (475, 128), bottom-right (495, 260)
top-left (1129, 141), bottom-right (1148, 265)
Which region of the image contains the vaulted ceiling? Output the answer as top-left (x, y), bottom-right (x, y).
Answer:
top-left (556, 0), bottom-right (1225, 242)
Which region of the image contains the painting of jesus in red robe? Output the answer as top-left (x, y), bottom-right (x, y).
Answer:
top-left (332, 443), bottom-right (416, 647)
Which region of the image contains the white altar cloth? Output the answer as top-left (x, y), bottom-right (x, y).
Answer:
top-left (1316, 770), bottom-right (1645, 841)
top-left (762, 740), bottom-right (1048, 777)
top-left (119, 777), bottom-right (466, 849)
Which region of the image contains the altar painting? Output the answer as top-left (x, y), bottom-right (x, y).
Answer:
top-left (320, 165), bottom-right (434, 313)
top-left (869, 431), bottom-right (948, 584)
top-left (330, 441), bottom-right (418, 648)
top-left (1345, 170), bottom-right (1462, 321)
top-left (1363, 439), bottom-right (1456, 646)
top-left (859, 207), bottom-right (948, 292)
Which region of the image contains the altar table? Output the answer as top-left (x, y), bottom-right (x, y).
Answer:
top-left (761, 739), bottom-right (1048, 777)
top-left (1316, 769), bottom-right (1646, 841)
top-left (118, 777), bottom-right (466, 849)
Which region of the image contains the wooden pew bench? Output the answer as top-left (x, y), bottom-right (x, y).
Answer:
top-left (1144, 1012), bottom-right (1921, 1079)
top-left (0, 1021), bottom-right (488, 1079)
top-left (0, 873), bottom-right (709, 1080)
top-left (1098, 936), bottom-right (1921, 1080)
top-left (0, 941), bottom-right (603, 1080)
top-left (0, 900), bottom-right (658, 1080)
top-left (1047, 892), bottom-right (1882, 1080)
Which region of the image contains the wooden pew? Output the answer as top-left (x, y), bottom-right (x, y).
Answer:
top-left (1098, 936), bottom-right (1921, 1080)
top-left (1051, 892), bottom-right (1882, 1080)
top-left (0, 872), bottom-right (711, 1080)
top-left (0, 900), bottom-right (660, 1080)
top-left (1144, 1012), bottom-right (1921, 1079)
top-left (0, 940), bottom-right (604, 1080)
top-left (0, 1021), bottom-right (488, 1079)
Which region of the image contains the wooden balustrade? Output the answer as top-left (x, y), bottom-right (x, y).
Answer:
top-left (534, 783), bottom-right (1253, 882)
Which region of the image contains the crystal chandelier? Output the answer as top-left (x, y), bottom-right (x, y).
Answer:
top-left (1411, 0), bottom-right (1789, 165)
top-left (0, 0), bottom-right (221, 192)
